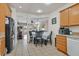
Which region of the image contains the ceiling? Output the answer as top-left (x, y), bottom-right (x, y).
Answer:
top-left (10, 3), bottom-right (67, 15)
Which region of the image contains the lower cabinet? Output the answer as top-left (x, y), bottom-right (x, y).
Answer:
top-left (0, 37), bottom-right (5, 56)
top-left (56, 35), bottom-right (67, 54)
top-left (0, 40), bottom-right (1, 56)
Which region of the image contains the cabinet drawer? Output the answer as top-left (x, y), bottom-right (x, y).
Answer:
top-left (56, 38), bottom-right (66, 43)
top-left (56, 36), bottom-right (66, 41)
top-left (57, 44), bottom-right (67, 52)
top-left (56, 41), bottom-right (66, 46)
top-left (56, 35), bottom-right (66, 38)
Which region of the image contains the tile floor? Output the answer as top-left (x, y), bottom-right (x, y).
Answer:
top-left (6, 39), bottom-right (66, 56)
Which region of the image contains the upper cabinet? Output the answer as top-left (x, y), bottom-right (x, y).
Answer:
top-left (60, 9), bottom-right (69, 27)
top-left (0, 3), bottom-right (11, 16)
top-left (0, 14), bottom-right (5, 32)
top-left (60, 4), bottom-right (79, 27)
top-left (69, 4), bottom-right (79, 26)
top-left (0, 3), bottom-right (11, 32)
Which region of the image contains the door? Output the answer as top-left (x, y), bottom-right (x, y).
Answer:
top-left (69, 4), bottom-right (79, 26)
top-left (60, 9), bottom-right (69, 27)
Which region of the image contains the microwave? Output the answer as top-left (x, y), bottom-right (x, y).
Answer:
top-left (59, 27), bottom-right (70, 35)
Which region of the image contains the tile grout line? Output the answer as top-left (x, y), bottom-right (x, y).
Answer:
top-left (27, 44), bottom-right (30, 56)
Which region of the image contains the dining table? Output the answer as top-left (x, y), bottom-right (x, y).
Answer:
top-left (30, 30), bottom-right (49, 46)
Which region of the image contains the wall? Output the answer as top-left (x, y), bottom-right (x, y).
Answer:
top-left (49, 11), bottom-right (60, 46)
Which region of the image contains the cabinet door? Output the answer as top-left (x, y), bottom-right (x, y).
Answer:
top-left (60, 9), bottom-right (69, 27)
top-left (0, 37), bottom-right (5, 56)
top-left (69, 4), bottom-right (79, 26)
top-left (3, 4), bottom-right (11, 16)
top-left (56, 35), bottom-right (67, 53)
top-left (0, 3), bottom-right (11, 16)
top-left (56, 44), bottom-right (67, 53)
top-left (0, 14), bottom-right (5, 32)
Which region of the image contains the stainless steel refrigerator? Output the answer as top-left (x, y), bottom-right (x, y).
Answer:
top-left (5, 16), bottom-right (14, 53)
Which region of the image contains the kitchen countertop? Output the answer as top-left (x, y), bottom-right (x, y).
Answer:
top-left (0, 32), bottom-right (5, 39)
top-left (58, 34), bottom-right (79, 39)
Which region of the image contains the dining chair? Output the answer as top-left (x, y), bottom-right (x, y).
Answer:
top-left (48, 31), bottom-right (52, 45)
top-left (31, 31), bottom-right (36, 44)
top-left (34, 31), bottom-right (43, 47)
top-left (42, 31), bottom-right (52, 46)
top-left (42, 31), bottom-right (49, 46)
top-left (29, 31), bottom-right (33, 43)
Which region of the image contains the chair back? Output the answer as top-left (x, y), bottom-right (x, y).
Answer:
top-left (31, 31), bottom-right (36, 37)
top-left (36, 31), bottom-right (43, 38)
top-left (50, 31), bottom-right (52, 39)
top-left (29, 31), bottom-right (32, 37)
top-left (47, 31), bottom-right (52, 39)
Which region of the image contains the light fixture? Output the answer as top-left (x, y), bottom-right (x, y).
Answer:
top-left (19, 6), bottom-right (22, 8)
top-left (45, 3), bottom-right (51, 5)
top-left (36, 9), bottom-right (43, 13)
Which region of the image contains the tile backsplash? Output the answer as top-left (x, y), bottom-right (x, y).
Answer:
top-left (69, 26), bottom-right (79, 32)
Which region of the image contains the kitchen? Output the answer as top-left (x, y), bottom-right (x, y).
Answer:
top-left (0, 3), bottom-right (79, 56)
top-left (54, 3), bottom-right (79, 56)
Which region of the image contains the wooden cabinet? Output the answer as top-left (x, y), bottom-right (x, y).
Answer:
top-left (0, 3), bottom-right (11, 16)
top-left (0, 37), bottom-right (5, 56)
top-left (0, 3), bottom-right (11, 32)
top-left (0, 40), bottom-right (1, 55)
top-left (60, 9), bottom-right (69, 27)
top-left (56, 35), bottom-right (67, 54)
top-left (0, 14), bottom-right (5, 32)
top-left (1, 37), bottom-right (5, 55)
top-left (0, 3), bottom-right (11, 56)
top-left (60, 4), bottom-right (79, 27)
top-left (69, 4), bottom-right (79, 26)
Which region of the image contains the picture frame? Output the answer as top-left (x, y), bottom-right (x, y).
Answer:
top-left (52, 17), bottom-right (56, 24)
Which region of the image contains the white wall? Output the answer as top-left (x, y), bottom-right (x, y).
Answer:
top-left (49, 11), bottom-right (60, 46)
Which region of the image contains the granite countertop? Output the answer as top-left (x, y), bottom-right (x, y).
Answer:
top-left (0, 32), bottom-right (5, 39)
top-left (67, 35), bottom-right (79, 39)
top-left (59, 34), bottom-right (79, 39)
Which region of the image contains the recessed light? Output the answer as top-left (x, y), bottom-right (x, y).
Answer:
top-left (19, 6), bottom-right (22, 8)
top-left (45, 3), bottom-right (51, 5)
top-left (36, 9), bottom-right (43, 13)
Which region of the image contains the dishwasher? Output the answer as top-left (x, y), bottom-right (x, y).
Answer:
top-left (67, 37), bottom-right (79, 56)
